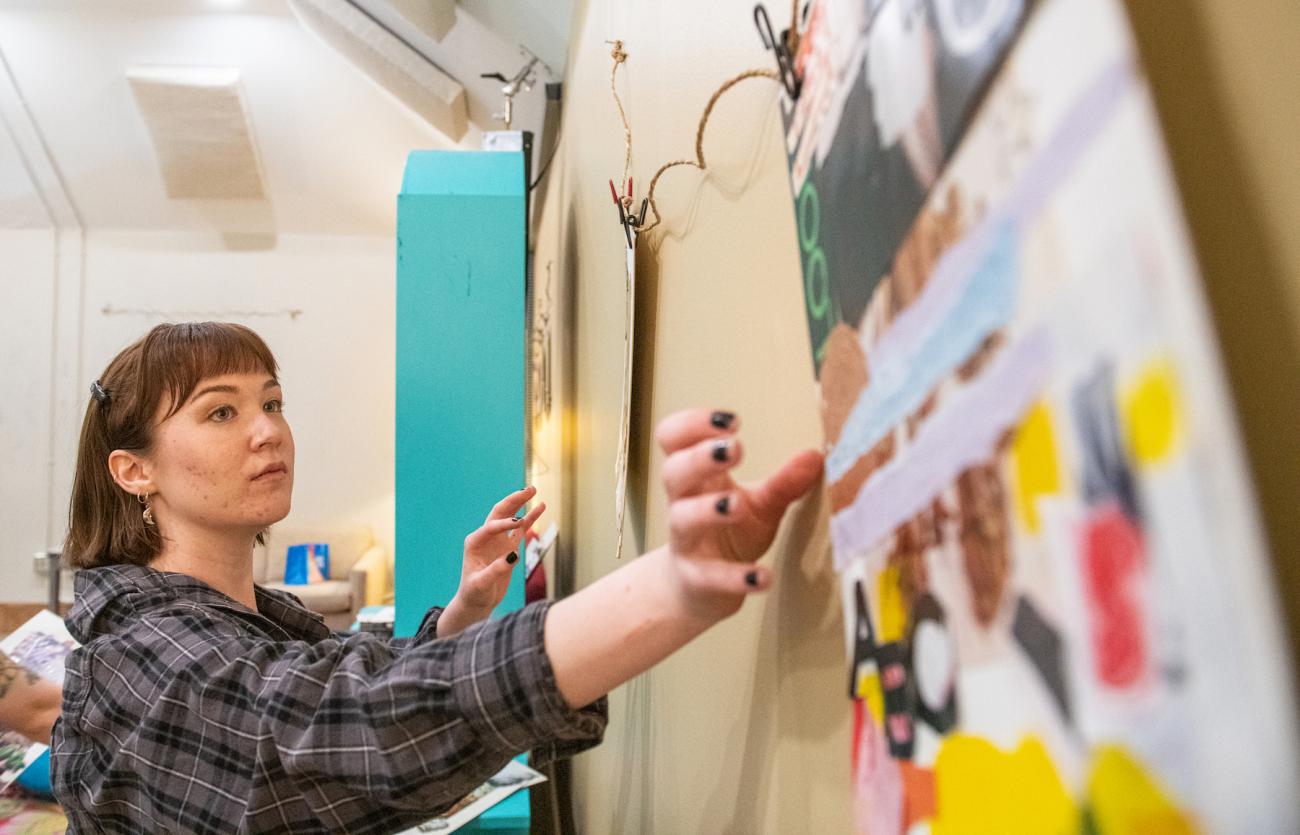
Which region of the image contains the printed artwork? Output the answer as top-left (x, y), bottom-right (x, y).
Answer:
top-left (782, 0), bottom-right (1299, 832)
top-left (0, 611), bottom-right (76, 795)
top-left (785, 0), bottom-right (1033, 368)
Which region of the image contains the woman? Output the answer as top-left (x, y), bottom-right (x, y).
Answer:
top-left (51, 322), bottom-right (822, 834)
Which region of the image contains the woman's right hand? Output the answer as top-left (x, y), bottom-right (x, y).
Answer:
top-left (655, 408), bottom-right (824, 621)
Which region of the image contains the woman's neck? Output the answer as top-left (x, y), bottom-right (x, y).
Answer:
top-left (150, 522), bottom-right (259, 611)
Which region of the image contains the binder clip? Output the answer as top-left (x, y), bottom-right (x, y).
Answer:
top-left (753, 4), bottom-right (802, 101)
top-left (609, 178), bottom-right (648, 248)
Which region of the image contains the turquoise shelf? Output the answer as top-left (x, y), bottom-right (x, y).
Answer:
top-left (395, 149), bottom-right (530, 834)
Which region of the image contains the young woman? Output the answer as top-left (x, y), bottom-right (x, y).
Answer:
top-left (51, 322), bottom-right (823, 834)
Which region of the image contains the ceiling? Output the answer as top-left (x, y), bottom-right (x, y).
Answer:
top-left (0, 0), bottom-right (572, 237)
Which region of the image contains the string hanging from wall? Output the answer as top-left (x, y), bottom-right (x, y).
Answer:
top-left (607, 39), bottom-right (637, 560)
top-left (604, 14), bottom-right (797, 557)
top-left (637, 66), bottom-right (777, 233)
top-left (101, 304), bottom-right (304, 321)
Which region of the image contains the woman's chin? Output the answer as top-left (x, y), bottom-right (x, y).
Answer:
top-left (248, 500), bottom-right (292, 530)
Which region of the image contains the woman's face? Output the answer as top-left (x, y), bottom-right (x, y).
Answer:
top-left (146, 370), bottom-right (294, 537)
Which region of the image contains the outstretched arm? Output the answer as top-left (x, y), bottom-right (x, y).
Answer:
top-left (544, 409), bottom-right (824, 709)
top-left (0, 650), bottom-right (62, 745)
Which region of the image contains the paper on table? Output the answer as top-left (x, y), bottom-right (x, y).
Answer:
top-left (396, 759), bottom-right (547, 834)
top-left (0, 610), bottom-right (77, 794)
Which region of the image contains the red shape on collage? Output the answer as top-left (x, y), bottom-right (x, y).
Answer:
top-left (1082, 503), bottom-right (1149, 689)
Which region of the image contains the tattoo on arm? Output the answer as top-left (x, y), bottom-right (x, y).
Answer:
top-left (0, 653), bottom-right (18, 700)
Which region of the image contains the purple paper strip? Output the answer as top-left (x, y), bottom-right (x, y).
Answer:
top-left (831, 327), bottom-right (1053, 568)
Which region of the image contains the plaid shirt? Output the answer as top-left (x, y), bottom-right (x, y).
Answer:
top-left (52, 565), bottom-right (606, 834)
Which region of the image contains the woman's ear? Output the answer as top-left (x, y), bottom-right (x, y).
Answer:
top-left (107, 449), bottom-right (155, 497)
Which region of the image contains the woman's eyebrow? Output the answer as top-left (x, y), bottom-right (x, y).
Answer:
top-left (188, 379), bottom-right (279, 403)
top-left (190, 384), bottom-right (238, 400)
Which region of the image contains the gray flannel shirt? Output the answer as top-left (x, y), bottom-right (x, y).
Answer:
top-left (52, 565), bottom-right (606, 834)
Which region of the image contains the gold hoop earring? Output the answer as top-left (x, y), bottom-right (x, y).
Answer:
top-left (137, 491), bottom-right (155, 527)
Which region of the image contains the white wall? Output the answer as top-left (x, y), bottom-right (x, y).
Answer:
top-left (0, 228), bottom-right (58, 602)
top-left (0, 227), bottom-right (399, 601)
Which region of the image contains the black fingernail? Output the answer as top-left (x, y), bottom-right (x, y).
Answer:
top-left (745, 570), bottom-right (759, 587)
top-left (711, 411), bottom-right (735, 429)
top-left (712, 440), bottom-right (730, 462)
top-left (506, 552), bottom-right (518, 564)
top-left (715, 495), bottom-right (731, 515)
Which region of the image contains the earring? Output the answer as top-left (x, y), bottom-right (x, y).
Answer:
top-left (137, 491), bottom-right (155, 527)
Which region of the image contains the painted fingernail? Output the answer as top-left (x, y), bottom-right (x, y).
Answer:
top-left (712, 440), bottom-right (731, 462)
top-left (745, 570), bottom-right (759, 587)
top-left (715, 495), bottom-right (731, 515)
top-left (506, 552), bottom-right (518, 564)
top-left (711, 411), bottom-right (735, 429)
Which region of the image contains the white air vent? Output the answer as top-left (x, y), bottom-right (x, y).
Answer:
top-left (288, 0), bottom-right (468, 141)
top-left (127, 65), bottom-right (265, 200)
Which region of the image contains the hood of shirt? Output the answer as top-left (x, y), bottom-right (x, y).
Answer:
top-left (65, 564), bottom-right (330, 645)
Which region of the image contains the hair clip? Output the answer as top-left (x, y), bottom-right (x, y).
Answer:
top-left (91, 380), bottom-right (111, 406)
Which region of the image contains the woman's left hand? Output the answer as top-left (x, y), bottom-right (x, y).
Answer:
top-left (455, 486), bottom-right (546, 617)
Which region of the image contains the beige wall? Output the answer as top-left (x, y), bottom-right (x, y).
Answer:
top-left (536, 0), bottom-right (1300, 830)
top-left (532, 1), bottom-right (851, 831)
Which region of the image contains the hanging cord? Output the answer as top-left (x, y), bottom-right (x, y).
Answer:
top-left (606, 40), bottom-right (634, 213)
top-left (787, 0), bottom-right (802, 54)
top-left (637, 67), bottom-right (777, 233)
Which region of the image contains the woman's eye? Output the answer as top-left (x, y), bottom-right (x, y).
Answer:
top-left (210, 405), bottom-right (235, 422)
top-left (264, 399), bottom-right (284, 413)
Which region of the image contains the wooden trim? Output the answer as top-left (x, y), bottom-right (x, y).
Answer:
top-left (0, 603), bottom-right (70, 636)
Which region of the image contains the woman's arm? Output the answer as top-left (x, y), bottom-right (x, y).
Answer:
top-left (58, 605), bottom-right (605, 832)
top-left (0, 650), bottom-right (62, 745)
top-left (545, 409), bottom-right (824, 708)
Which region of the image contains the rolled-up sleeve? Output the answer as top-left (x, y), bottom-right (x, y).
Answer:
top-left (449, 601), bottom-right (608, 767)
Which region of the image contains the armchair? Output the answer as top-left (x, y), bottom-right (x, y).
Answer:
top-left (253, 525), bottom-right (391, 630)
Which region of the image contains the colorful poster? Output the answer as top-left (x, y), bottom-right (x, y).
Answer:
top-left (783, 0), bottom-right (1300, 832)
top-left (785, 0), bottom-right (1033, 368)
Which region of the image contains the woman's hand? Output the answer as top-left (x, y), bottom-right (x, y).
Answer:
top-left (657, 408), bottom-right (824, 620)
top-left (437, 486), bottom-right (546, 638)
top-left (542, 409), bottom-right (824, 708)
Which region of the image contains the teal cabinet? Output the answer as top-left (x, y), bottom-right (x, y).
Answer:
top-left (394, 149), bottom-right (530, 831)
top-left (395, 149), bottom-right (527, 636)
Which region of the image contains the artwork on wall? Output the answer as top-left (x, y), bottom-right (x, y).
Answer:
top-left (781, 0), bottom-right (1299, 832)
top-left (784, 0), bottom-right (1033, 368)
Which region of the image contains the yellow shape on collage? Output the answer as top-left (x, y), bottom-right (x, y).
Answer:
top-left (854, 668), bottom-right (885, 725)
top-left (1011, 401), bottom-right (1061, 534)
top-left (932, 735), bottom-right (1076, 835)
top-left (1088, 746), bottom-right (1198, 835)
top-left (877, 563), bottom-right (908, 644)
top-left (1122, 359), bottom-right (1183, 467)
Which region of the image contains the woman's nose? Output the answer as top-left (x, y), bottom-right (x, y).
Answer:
top-left (250, 410), bottom-right (284, 448)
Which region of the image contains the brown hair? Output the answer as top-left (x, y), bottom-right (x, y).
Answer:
top-left (64, 322), bottom-right (280, 569)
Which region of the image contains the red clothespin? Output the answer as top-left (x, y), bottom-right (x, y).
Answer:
top-left (626, 178), bottom-right (647, 228)
top-left (609, 178), bottom-right (633, 248)
top-left (610, 178), bottom-right (648, 248)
